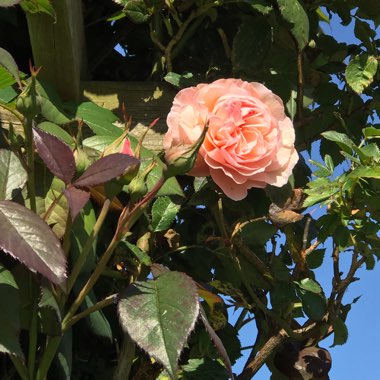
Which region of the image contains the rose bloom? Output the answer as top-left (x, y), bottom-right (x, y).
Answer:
top-left (163, 78), bottom-right (299, 201)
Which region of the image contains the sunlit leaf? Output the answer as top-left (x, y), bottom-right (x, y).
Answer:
top-left (0, 201), bottom-right (66, 284)
top-left (277, 0), bottom-right (309, 49)
top-left (151, 196), bottom-right (180, 232)
top-left (346, 54), bottom-right (378, 94)
top-left (0, 47), bottom-right (20, 87)
top-left (118, 271), bottom-right (199, 379)
top-left (0, 149), bottom-right (27, 200)
top-left (65, 102), bottom-right (122, 137)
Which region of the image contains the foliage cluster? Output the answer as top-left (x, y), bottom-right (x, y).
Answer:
top-left (0, 1), bottom-right (380, 380)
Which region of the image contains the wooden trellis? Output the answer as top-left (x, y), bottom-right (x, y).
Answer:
top-left (2, 0), bottom-right (175, 152)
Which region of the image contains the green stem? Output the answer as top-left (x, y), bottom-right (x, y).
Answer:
top-left (24, 117), bottom-right (36, 213)
top-left (35, 336), bottom-right (62, 380)
top-left (62, 213), bottom-right (73, 256)
top-left (27, 303), bottom-right (38, 379)
top-left (9, 356), bottom-right (29, 380)
top-left (213, 196), bottom-right (229, 240)
top-left (62, 235), bottom-right (120, 329)
top-left (113, 332), bottom-right (136, 380)
top-left (63, 294), bottom-right (116, 331)
top-left (66, 199), bottom-right (111, 294)
top-left (43, 189), bottom-right (65, 222)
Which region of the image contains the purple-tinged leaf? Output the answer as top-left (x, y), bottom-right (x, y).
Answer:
top-left (0, 201), bottom-right (67, 284)
top-left (33, 127), bottom-right (75, 184)
top-left (118, 271), bottom-right (199, 379)
top-left (74, 153), bottom-right (140, 188)
top-left (64, 186), bottom-right (90, 221)
top-left (0, 47), bottom-right (20, 87)
top-left (199, 306), bottom-right (233, 379)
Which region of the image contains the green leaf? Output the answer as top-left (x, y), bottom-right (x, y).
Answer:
top-left (182, 358), bottom-right (229, 380)
top-left (239, 220), bottom-right (277, 247)
top-left (321, 131), bottom-right (355, 153)
top-left (128, 135), bottom-right (184, 198)
top-left (65, 102), bottom-right (122, 137)
top-left (232, 17), bottom-right (271, 74)
top-left (297, 290), bottom-right (326, 321)
top-left (345, 54), bottom-right (378, 94)
top-left (276, 0), bottom-right (309, 50)
top-left (151, 196), bottom-right (180, 232)
top-left (123, 240), bottom-right (152, 266)
top-left (0, 66), bottom-right (16, 89)
top-left (324, 154), bottom-right (334, 172)
top-left (0, 47), bottom-right (20, 88)
top-left (83, 290), bottom-right (113, 341)
top-left (20, 0), bottom-right (55, 18)
top-left (363, 126), bottom-right (380, 139)
top-left (0, 264), bottom-right (23, 358)
top-left (0, 85), bottom-right (18, 103)
top-left (331, 317), bottom-right (348, 346)
top-left (83, 135), bottom-right (116, 152)
top-left (0, 150), bottom-right (27, 201)
top-left (39, 96), bottom-right (71, 125)
top-left (37, 121), bottom-right (73, 145)
top-left (295, 278), bottom-right (322, 294)
top-left (70, 203), bottom-right (97, 275)
top-left (306, 249), bottom-right (325, 269)
top-left (349, 165), bottom-right (380, 179)
top-left (118, 271), bottom-right (199, 379)
top-left (38, 284), bottom-right (62, 335)
top-left (164, 72), bottom-right (197, 88)
top-left (44, 178), bottom-right (69, 239)
top-left (123, 0), bottom-right (150, 23)
top-left (0, 201), bottom-right (67, 284)
top-left (270, 282), bottom-right (298, 313)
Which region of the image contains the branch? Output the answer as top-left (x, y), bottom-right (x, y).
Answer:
top-left (238, 330), bottom-right (288, 380)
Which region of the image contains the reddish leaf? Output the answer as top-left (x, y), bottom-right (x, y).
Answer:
top-left (33, 127), bottom-right (75, 184)
top-left (64, 187), bottom-right (90, 221)
top-left (73, 153), bottom-right (140, 187)
top-left (0, 201), bottom-right (66, 284)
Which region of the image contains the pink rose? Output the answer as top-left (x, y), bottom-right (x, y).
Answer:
top-left (120, 138), bottom-right (134, 156)
top-left (163, 78), bottom-right (299, 201)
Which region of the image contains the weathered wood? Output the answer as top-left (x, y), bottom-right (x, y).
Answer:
top-left (82, 81), bottom-right (175, 152)
top-left (0, 81), bottom-right (176, 152)
top-left (26, 0), bottom-right (86, 101)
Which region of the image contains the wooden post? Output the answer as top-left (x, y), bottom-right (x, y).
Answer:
top-left (26, 0), bottom-right (86, 101)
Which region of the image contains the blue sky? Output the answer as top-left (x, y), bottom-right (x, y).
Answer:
top-left (232, 11), bottom-right (380, 380)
